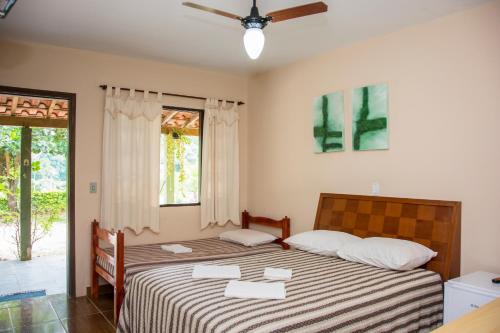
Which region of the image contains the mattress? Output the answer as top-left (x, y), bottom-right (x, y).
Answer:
top-left (118, 250), bottom-right (443, 333)
top-left (97, 237), bottom-right (282, 288)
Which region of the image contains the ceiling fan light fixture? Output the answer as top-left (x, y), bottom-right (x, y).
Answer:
top-left (244, 28), bottom-right (265, 60)
top-left (182, 1), bottom-right (328, 61)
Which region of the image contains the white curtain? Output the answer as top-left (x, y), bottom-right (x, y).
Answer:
top-left (200, 99), bottom-right (240, 228)
top-left (101, 86), bottom-right (163, 234)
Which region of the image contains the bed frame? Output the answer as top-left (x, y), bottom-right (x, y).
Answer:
top-left (242, 210), bottom-right (291, 249)
top-left (90, 210), bottom-right (290, 323)
top-left (90, 221), bottom-right (124, 323)
top-left (314, 193), bottom-right (461, 281)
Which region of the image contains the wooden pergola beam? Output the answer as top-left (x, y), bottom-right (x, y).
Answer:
top-left (161, 127), bottom-right (199, 136)
top-left (0, 116), bottom-right (68, 128)
top-left (0, 105), bottom-right (68, 114)
top-left (47, 99), bottom-right (57, 119)
top-left (10, 96), bottom-right (18, 114)
top-left (184, 115), bottom-right (199, 128)
top-left (162, 111), bottom-right (179, 126)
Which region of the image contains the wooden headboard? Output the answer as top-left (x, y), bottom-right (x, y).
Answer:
top-left (242, 210), bottom-right (291, 249)
top-left (314, 193), bottom-right (461, 281)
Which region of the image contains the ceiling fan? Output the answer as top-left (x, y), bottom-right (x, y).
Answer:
top-left (183, 1), bottom-right (328, 60)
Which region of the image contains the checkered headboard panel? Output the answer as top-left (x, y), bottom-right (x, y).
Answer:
top-left (314, 194), bottom-right (461, 281)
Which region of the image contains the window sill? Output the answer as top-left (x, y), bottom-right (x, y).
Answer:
top-left (160, 203), bottom-right (200, 208)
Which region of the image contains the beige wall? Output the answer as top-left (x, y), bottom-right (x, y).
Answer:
top-left (247, 1), bottom-right (500, 275)
top-left (0, 41), bottom-right (248, 296)
top-left (1, 0), bottom-right (498, 297)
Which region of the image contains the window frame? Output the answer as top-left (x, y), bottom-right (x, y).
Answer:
top-left (160, 107), bottom-right (203, 208)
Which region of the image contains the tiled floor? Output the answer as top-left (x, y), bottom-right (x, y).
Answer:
top-left (0, 293), bottom-right (115, 333)
top-left (0, 255), bottom-right (66, 296)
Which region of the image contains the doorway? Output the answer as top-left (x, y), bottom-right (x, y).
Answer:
top-left (0, 86), bottom-right (75, 299)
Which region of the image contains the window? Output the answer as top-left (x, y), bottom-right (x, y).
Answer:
top-left (159, 109), bottom-right (202, 206)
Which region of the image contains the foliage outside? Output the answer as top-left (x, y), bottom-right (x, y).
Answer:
top-left (160, 128), bottom-right (200, 205)
top-left (0, 126), bottom-right (67, 260)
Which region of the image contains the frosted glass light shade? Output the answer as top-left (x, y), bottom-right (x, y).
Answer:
top-left (243, 28), bottom-right (265, 60)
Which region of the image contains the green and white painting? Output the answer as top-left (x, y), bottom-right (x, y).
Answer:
top-left (313, 91), bottom-right (344, 153)
top-left (352, 83), bottom-right (388, 151)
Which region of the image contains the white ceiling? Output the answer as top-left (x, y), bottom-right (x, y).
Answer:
top-left (0, 0), bottom-right (490, 74)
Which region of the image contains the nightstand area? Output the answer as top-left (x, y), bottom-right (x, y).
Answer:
top-left (444, 271), bottom-right (500, 324)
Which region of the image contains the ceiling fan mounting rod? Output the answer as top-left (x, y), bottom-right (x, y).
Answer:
top-left (242, 0), bottom-right (271, 30)
top-left (250, 0), bottom-right (259, 17)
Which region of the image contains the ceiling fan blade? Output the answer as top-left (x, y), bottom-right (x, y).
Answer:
top-left (266, 2), bottom-right (328, 23)
top-left (182, 2), bottom-right (242, 21)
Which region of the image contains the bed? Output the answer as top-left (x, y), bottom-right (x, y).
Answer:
top-left (117, 193), bottom-right (461, 333)
top-left (90, 210), bottom-right (291, 323)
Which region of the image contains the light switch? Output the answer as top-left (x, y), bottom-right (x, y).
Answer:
top-left (371, 182), bottom-right (380, 195)
top-left (89, 182), bottom-right (97, 194)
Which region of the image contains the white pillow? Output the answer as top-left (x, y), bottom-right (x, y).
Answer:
top-left (284, 230), bottom-right (361, 257)
top-left (219, 229), bottom-right (277, 247)
top-left (337, 237), bottom-right (437, 271)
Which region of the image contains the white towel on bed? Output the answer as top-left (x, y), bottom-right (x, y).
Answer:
top-left (192, 265), bottom-right (241, 279)
top-left (263, 267), bottom-right (292, 281)
top-left (160, 244), bottom-right (192, 254)
top-left (224, 280), bottom-right (286, 300)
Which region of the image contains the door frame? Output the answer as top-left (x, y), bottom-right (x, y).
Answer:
top-left (0, 85), bottom-right (76, 297)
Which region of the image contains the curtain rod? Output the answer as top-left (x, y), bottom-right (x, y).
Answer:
top-left (99, 84), bottom-right (245, 106)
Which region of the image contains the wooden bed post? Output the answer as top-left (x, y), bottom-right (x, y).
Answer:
top-left (91, 220), bottom-right (99, 299)
top-left (242, 210), bottom-right (250, 229)
top-left (114, 230), bottom-right (125, 324)
top-left (282, 216), bottom-right (290, 250)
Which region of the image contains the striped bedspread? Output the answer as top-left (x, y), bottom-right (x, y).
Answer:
top-left (118, 250), bottom-right (443, 333)
top-left (98, 238), bottom-right (282, 288)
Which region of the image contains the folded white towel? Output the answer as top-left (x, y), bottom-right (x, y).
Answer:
top-left (160, 244), bottom-right (192, 254)
top-left (224, 280), bottom-right (286, 300)
top-left (263, 267), bottom-right (292, 281)
top-left (192, 265), bottom-right (241, 279)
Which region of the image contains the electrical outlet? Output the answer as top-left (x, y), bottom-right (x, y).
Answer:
top-left (371, 182), bottom-right (380, 195)
top-left (89, 182), bottom-right (97, 194)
